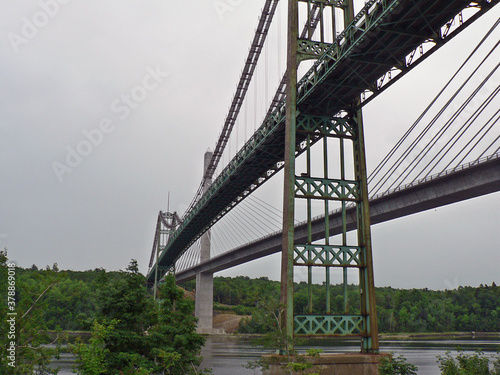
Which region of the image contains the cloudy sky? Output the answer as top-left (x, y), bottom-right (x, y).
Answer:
top-left (1, 0), bottom-right (498, 290)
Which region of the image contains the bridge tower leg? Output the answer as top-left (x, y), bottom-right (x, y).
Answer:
top-left (195, 150), bottom-right (218, 334)
top-left (281, 0), bottom-right (378, 353)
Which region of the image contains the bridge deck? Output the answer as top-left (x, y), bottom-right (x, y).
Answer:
top-left (300, 0), bottom-right (477, 114)
top-left (176, 154), bottom-right (500, 283)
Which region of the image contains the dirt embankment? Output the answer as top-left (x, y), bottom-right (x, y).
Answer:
top-left (179, 287), bottom-right (249, 334)
top-left (213, 311), bottom-right (250, 334)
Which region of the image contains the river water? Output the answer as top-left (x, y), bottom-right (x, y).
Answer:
top-left (52, 335), bottom-right (500, 374)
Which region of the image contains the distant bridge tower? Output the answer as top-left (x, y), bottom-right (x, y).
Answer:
top-left (150, 210), bottom-right (181, 298)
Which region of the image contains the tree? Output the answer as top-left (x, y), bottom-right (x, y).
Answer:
top-left (378, 355), bottom-right (418, 375)
top-left (94, 259), bottom-right (154, 374)
top-left (72, 319), bottom-right (117, 375)
top-left (73, 261), bottom-right (210, 375)
top-left (147, 274), bottom-right (209, 374)
top-left (0, 249), bottom-right (64, 374)
top-left (437, 351), bottom-right (500, 375)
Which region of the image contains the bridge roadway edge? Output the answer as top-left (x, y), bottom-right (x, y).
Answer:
top-left (176, 156), bottom-right (500, 283)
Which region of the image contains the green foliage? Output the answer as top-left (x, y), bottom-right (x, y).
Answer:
top-left (148, 274), bottom-right (209, 375)
top-left (0, 249), bottom-right (64, 374)
top-left (285, 358), bottom-right (316, 374)
top-left (437, 351), bottom-right (500, 375)
top-left (11, 269), bottom-right (500, 336)
top-left (238, 285), bottom-right (301, 354)
top-left (72, 320), bottom-right (117, 375)
top-left (13, 266), bottom-right (123, 332)
top-left (243, 292), bottom-right (320, 375)
top-left (72, 261), bottom-right (210, 375)
top-left (378, 355), bottom-right (418, 375)
top-left (94, 260), bottom-right (155, 373)
top-left (205, 276), bottom-right (500, 334)
top-left (305, 349), bottom-right (323, 357)
top-left (244, 358), bottom-right (268, 375)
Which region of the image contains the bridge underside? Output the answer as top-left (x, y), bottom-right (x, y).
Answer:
top-left (176, 156), bottom-right (500, 283)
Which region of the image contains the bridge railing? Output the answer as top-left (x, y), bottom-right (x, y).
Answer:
top-left (370, 151), bottom-right (500, 201)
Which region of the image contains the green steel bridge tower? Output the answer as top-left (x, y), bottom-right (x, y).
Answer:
top-left (281, 0), bottom-right (378, 353)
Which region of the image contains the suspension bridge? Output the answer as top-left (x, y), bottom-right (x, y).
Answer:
top-left (146, 0), bottom-right (499, 357)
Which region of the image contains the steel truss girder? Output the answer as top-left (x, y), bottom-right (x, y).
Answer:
top-left (295, 177), bottom-right (359, 200)
top-left (298, 0), bottom-right (499, 113)
top-left (378, 26), bottom-right (432, 39)
top-left (294, 244), bottom-right (362, 267)
top-left (295, 314), bottom-right (364, 336)
top-left (298, 0), bottom-right (345, 6)
top-left (298, 39), bottom-right (333, 60)
top-left (158, 265), bottom-right (174, 273)
top-left (296, 114), bottom-right (356, 138)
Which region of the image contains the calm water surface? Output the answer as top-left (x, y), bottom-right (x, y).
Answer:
top-left (53, 336), bottom-right (500, 374)
top-left (199, 336), bottom-right (500, 375)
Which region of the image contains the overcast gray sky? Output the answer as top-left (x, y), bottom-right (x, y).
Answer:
top-left (1, 0), bottom-right (498, 290)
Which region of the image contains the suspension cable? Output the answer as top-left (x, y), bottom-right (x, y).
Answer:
top-left (370, 39), bottom-right (500, 196)
top-left (420, 85), bottom-right (500, 180)
top-left (368, 18), bottom-right (500, 189)
top-left (389, 65), bottom-right (500, 190)
top-left (449, 109), bottom-right (500, 170)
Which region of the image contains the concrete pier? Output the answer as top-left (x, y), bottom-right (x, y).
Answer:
top-left (194, 151), bottom-right (224, 334)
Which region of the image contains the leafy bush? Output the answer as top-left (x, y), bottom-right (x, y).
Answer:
top-left (378, 354), bottom-right (418, 375)
top-left (437, 350), bottom-right (500, 375)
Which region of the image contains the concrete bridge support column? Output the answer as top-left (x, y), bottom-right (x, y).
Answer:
top-left (195, 260), bottom-right (214, 332)
top-left (195, 151), bottom-right (224, 334)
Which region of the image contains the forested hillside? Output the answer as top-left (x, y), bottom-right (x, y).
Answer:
top-left (182, 276), bottom-right (500, 334)
top-left (15, 267), bottom-right (500, 333)
top-left (15, 266), bottom-right (123, 331)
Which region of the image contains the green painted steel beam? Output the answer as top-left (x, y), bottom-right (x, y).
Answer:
top-left (296, 114), bottom-right (356, 138)
top-left (295, 177), bottom-right (360, 201)
top-left (294, 315), bottom-right (364, 336)
top-left (298, 39), bottom-right (333, 61)
top-left (294, 244), bottom-right (362, 267)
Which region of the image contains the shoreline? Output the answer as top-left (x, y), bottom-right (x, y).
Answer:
top-left (48, 330), bottom-right (500, 341)
top-left (379, 331), bottom-right (500, 340)
top-left (208, 331), bottom-right (500, 340)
